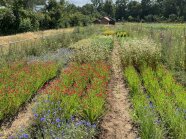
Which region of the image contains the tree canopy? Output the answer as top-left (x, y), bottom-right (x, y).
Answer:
top-left (0, 0), bottom-right (186, 35)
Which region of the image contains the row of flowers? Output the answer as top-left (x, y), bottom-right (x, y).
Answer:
top-left (124, 65), bottom-right (186, 139)
top-left (16, 61), bottom-right (111, 138)
top-left (0, 61), bottom-right (58, 121)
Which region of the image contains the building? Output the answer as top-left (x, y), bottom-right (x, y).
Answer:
top-left (34, 5), bottom-right (45, 12)
top-left (93, 16), bottom-right (116, 25)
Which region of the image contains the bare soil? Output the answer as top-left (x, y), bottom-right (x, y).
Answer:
top-left (100, 40), bottom-right (137, 139)
top-left (0, 101), bottom-right (35, 138)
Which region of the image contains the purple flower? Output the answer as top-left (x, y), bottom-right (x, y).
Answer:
top-left (56, 118), bottom-right (60, 123)
top-left (20, 134), bottom-right (29, 139)
top-left (155, 119), bottom-right (161, 125)
top-left (34, 114), bottom-right (38, 118)
top-left (23, 134), bottom-right (29, 138)
top-left (86, 122), bottom-right (91, 127)
top-left (71, 116), bottom-right (75, 121)
top-left (92, 124), bottom-right (96, 128)
top-left (57, 124), bottom-right (61, 128)
top-left (40, 117), bottom-right (45, 122)
top-left (75, 121), bottom-right (83, 126)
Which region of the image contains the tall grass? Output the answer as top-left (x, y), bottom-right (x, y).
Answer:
top-left (0, 25), bottom-right (102, 67)
top-left (120, 23), bottom-right (186, 71)
top-left (118, 23), bottom-right (186, 85)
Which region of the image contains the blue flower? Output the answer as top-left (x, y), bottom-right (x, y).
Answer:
top-left (71, 116), bottom-right (75, 121)
top-left (40, 117), bottom-right (45, 122)
top-left (34, 114), bottom-right (38, 118)
top-left (57, 124), bottom-right (61, 128)
top-left (23, 134), bottom-right (29, 138)
top-left (19, 134), bottom-right (29, 139)
top-left (86, 122), bottom-right (91, 127)
top-left (75, 121), bottom-right (83, 126)
top-left (56, 118), bottom-right (60, 123)
top-left (92, 124), bottom-right (96, 128)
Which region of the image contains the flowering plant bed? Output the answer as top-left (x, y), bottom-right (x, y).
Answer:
top-left (0, 61), bottom-right (58, 122)
top-left (16, 61), bottom-right (111, 138)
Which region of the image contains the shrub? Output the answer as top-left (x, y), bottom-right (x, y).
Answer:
top-left (144, 14), bottom-right (154, 22)
top-left (128, 16), bottom-right (134, 22)
top-left (19, 18), bottom-right (33, 33)
top-left (168, 14), bottom-right (177, 22)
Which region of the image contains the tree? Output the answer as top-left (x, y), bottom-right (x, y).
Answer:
top-left (141, 0), bottom-right (151, 17)
top-left (91, 0), bottom-right (103, 8)
top-left (115, 0), bottom-right (128, 21)
top-left (103, 0), bottom-right (115, 17)
top-left (127, 1), bottom-right (142, 20)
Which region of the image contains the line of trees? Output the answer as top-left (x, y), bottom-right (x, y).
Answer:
top-left (0, 0), bottom-right (186, 35)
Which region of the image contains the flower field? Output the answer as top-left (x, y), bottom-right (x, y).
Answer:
top-left (16, 62), bottom-right (110, 138)
top-left (0, 62), bottom-right (58, 122)
top-left (0, 24), bottom-right (185, 139)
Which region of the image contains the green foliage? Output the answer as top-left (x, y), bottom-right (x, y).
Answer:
top-left (124, 66), bottom-right (165, 139)
top-left (0, 8), bottom-right (16, 34)
top-left (19, 18), bottom-right (32, 32)
top-left (142, 67), bottom-right (186, 139)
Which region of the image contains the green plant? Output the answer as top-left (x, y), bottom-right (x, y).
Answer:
top-left (70, 36), bottom-right (113, 63)
top-left (120, 37), bottom-right (160, 69)
top-left (0, 61), bottom-right (58, 121)
top-left (124, 66), bottom-right (165, 139)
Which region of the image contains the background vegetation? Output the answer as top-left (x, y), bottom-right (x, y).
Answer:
top-left (0, 0), bottom-right (186, 35)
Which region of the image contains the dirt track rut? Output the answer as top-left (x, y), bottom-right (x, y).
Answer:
top-left (100, 40), bottom-right (137, 139)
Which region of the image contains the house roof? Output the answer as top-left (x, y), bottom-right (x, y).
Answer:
top-left (103, 17), bottom-right (111, 21)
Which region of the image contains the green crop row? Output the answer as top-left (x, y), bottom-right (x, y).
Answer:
top-left (124, 65), bottom-right (186, 139)
top-left (124, 66), bottom-right (165, 139)
top-left (142, 67), bottom-right (186, 138)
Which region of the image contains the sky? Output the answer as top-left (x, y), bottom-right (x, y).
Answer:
top-left (69, 0), bottom-right (91, 6)
top-left (69, 0), bottom-right (141, 6)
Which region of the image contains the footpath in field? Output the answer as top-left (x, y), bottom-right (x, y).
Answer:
top-left (0, 98), bottom-right (35, 138)
top-left (100, 40), bottom-right (137, 139)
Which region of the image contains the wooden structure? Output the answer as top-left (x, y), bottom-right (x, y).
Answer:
top-left (93, 16), bottom-right (116, 25)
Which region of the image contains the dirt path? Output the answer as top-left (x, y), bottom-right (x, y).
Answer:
top-left (0, 100), bottom-right (35, 138)
top-left (100, 40), bottom-right (137, 139)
